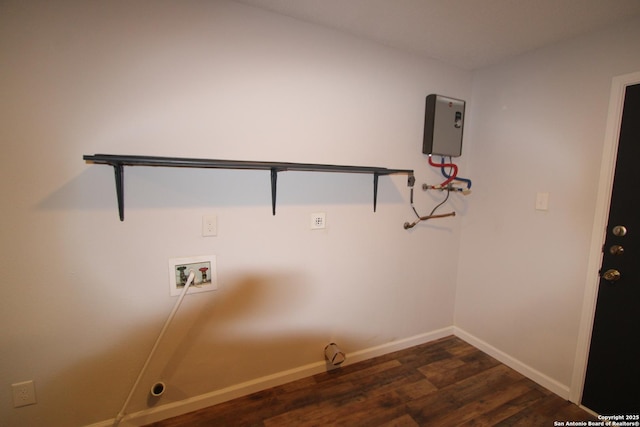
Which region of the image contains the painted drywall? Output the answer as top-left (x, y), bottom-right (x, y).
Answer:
top-left (456, 16), bottom-right (640, 392)
top-left (0, 1), bottom-right (471, 425)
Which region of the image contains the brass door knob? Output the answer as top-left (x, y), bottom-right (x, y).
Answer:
top-left (609, 245), bottom-right (625, 255)
top-left (602, 269), bottom-right (621, 282)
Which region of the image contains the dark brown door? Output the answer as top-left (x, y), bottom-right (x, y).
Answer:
top-left (582, 83), bottom-right (640, 414)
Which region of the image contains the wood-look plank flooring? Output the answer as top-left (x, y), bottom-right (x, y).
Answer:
top-left (146, 336), bottom-right (596, 426)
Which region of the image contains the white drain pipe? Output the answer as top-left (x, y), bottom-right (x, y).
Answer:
top-left (113, 270), bottom-right (196, 426)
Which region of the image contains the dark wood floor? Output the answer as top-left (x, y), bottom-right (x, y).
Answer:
top-left (146, 336), bottom-right (596, 426)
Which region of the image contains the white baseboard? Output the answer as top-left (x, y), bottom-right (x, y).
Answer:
top-left (88, 326), bottom-right (454, 427)
top-left (453, 327), bottom-right (570, 399)
top-left (344, 326), bottom-right (454, 366)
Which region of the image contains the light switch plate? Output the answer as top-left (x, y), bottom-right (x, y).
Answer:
top-left (535, 192), bottom-right (549, 211)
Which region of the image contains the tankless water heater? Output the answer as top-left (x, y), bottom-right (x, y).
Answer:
top-left (422, 94), bottom-right (465, 157)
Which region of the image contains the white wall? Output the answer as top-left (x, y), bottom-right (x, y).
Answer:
top-left (0, 1), bottom-right (471, 425)
top-left (456, 16), bottom-right (640, 394)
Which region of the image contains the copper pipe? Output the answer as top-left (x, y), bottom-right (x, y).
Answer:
top-left (404, 211), bottom-right (456, 229)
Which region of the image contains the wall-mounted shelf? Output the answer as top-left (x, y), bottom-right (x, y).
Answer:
top-left (83, 154), bottom-right (415, 221)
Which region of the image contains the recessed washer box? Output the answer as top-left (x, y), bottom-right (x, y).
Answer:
top-left (168, 255), bottom-right (217, 296)
top-left (422, 94), bottom-right (466, 157)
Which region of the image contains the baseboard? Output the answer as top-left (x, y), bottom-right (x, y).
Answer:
top-left (344, 326), bottom-right (454, 365)
top-left (453, 327), bottom-right (570, 399)
top-left (88, 326), bottom-right (454, 427)
top-left (87, 326), bottom-right (572, 426)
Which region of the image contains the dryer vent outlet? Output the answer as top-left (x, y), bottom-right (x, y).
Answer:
top-left (324, 343), bottom-right (346, 366)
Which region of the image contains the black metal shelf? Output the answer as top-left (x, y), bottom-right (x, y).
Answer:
top-left (83, 154), bottom-right (415, 221)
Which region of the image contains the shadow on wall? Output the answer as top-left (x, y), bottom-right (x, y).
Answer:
top-left (42, 272), bottom-right (366, 426)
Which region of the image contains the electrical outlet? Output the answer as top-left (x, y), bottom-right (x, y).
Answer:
top-left (12, 380), bottom-right (36, 408)
top-left (202, 214), bottom-right (217, 237)
top-left (311, 212), bottom-right (326, 230)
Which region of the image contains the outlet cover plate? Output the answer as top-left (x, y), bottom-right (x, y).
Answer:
top-left (202, 214), bottom-right (217, 237)
top-left (12, 380), bottom-right (36, 408)
top-left (311, 212), bottom-right (326, 230)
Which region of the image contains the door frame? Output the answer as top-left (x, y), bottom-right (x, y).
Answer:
top-left (570, 71), bottom-right (640, 405)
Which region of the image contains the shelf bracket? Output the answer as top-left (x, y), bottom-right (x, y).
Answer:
top-left (373, 172), bottom-right (379, 212)
top-left (270, 168), bottom-right (278, 215)
top-left (113, 163), bottom-right (125, 221)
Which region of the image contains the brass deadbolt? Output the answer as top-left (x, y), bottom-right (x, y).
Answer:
top-left (612, 225), bottom-right (627, 237)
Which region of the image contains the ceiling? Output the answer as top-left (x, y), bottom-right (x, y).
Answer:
top-left (234, 0), bottom-right (640, 69)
